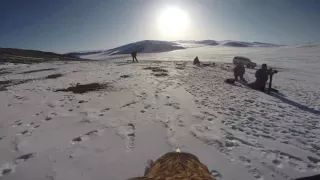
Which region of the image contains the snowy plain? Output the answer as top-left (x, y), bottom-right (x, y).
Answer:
top-left (0, 43), bottom-right (320, 180)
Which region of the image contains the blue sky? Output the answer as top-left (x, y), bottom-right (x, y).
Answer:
top-left (1, 0), bottom-right (320, 53)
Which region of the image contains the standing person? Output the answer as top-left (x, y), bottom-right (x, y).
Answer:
top-left (254, 63), bottom-right (269, 91)
top-left (234, 62), bottom-right (246, 81)
top-left (131, 51), bottom-right (138, 63)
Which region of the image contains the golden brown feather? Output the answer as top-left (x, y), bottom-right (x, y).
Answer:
top-left (128, 152), bottom-right (215, 180)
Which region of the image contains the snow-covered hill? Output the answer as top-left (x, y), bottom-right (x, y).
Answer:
top-left (66, 40), bottom-right (280, 58)
top-left (66, 40), bottom-right (185, 57)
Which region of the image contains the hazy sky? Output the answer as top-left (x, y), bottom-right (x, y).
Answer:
top-left (1, 0), bottom-right (320, 53)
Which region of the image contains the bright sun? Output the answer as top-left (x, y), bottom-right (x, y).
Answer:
top-left (158, 7), bottom-right (189, 39)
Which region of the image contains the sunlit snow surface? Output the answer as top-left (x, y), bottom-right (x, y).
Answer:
top-left (0, 44), bottom-right (319, 180)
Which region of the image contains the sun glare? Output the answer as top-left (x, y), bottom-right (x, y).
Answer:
top-left (158, 6), bottom-right (189, 39)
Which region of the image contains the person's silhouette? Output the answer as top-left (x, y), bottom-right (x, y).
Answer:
top-left (131, 51), bottom-right (138, 63)
top-left (193, 56), bottom-right (200, 65)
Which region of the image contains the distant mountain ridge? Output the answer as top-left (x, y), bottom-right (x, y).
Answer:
top-left (66, 40), bottom-right (280, 57)
top-left (0, 47), bottom-right (84, 64)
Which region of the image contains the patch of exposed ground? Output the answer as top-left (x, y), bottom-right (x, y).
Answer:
top-left (0, 68), bottom-right (11, 75)
top-left (45, 73), bottom-right (63, 79)
top-left (143, 66), bottom-right (168, 73)
top-left (20, 68), bottom-right (56, 74)
top-left (0, 79), bottom-right (34, 91)
top-left (152, 72), bottom-right (168, 77)
top-left (55, 83), bottom-right (112, 94)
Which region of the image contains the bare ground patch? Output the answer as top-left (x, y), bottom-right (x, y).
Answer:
top-left (55, 83), bottom-right (112, 94)
top-left (143, 66), bottom-right (169, 77)
top-left (0, 68), bottom-right (11, 76)
top-left (143, 66), bottom-right (168, 73)
top-left (20, 68), bottom-right (56, 74)
top-left (0, 79), bottom-right (34, 91)
top-left (120, 75), bottom-right (131, 78)
top-left (45, 73), bottom-right (63, 79)
top-left (0, 73), bottom-right (63, 91)
top-left (152, 72), bottom-right (169, 77)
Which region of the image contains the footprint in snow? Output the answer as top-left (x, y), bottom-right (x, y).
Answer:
top-left (140, 104), bottom-right (152, 114)
top-left (272, 159), bottom-right (283, 168)
top-left (192, 112), bottom-right (206, 120)
top-left (144, 104), bottom-right (152, 109)
top-left (210, 169), bottom-right (223, 180)
top-left (121, 101), bottom-right (137, 108)
top-left (78, 100), bottom-right (87, 104)
top-left (17, 130), bottom-right (30, 136)
top-left (238, 156), bottom-right (252, 167)
top-left (71, 129), bottom-right (102, 144)
top-left (116, 123), bottom-right (135, 151)
top-left (0, 153), bottom-right (36, 177)
top-left (14, 95), bottom-right (28, 101)
top-left (11, 120), bottom-right (23, 127)
top-left (100, 108), bottom-right (110, 112)
top-left (248, 168), bottom-right (264, 180)
top-left (33, 125), bottom-right (40, 129)
top-left (138, 92), bottom-right (148, 100)
top-left (45, 116), bottom-right (52, 121)
top-left (46, 103), bottom-right (56, 108)
top-left (164, 102), bottom-right (180, 110)
top-left (265, 150), bottom-right (308, 172)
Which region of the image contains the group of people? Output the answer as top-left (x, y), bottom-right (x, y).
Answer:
top-left (234, 62), bottom-right (271, 92)
top-left (131, 52), bottom-right (271, 92)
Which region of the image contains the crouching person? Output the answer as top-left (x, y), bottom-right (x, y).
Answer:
top-left (234, 62), bottom-right (246, 81)
top-left (249, 64), bottom-right (269, 91)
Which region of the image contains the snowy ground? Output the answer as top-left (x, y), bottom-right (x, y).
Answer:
top-left (0, 45), bottom-right (320, 180)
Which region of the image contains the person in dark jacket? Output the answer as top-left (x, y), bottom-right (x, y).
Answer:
top-left (131, 51), bottom-right (138, 63)
top-left (254, 63), bottom-right (269, 91)
top-left (193, 56), bottom-right (200, 65)
top-left (234, 62), bottom-right (246, 81)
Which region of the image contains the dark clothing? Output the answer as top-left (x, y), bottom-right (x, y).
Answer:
top-left (131, 51), bottom-right (138, 63)
top-left (193, 57), bottom-right (200, 65)
top-left (251, 68), bottom-right (269, 91)
top-left (234, 64), bottom-right (245, 81)
top-left (255, 68), bottom-right (269, 83)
